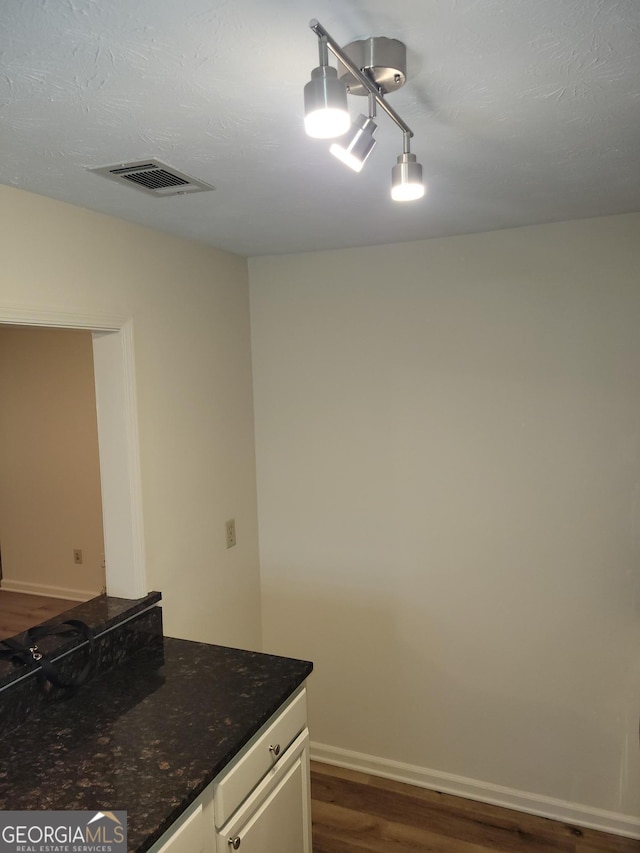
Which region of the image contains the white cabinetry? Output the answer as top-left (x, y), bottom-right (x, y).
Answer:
top-left (152, 792), bottom-right (215, 853)
top-left (148, 687), bottom-right (310, 853)
top-left (216, 730), bottom-right (310, 853)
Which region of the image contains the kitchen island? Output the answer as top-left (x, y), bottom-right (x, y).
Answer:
top-left (0, 596), bottom-right (313, 853)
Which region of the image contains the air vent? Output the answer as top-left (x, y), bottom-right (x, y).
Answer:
top-left (88, 160), bottom-right (214, 197)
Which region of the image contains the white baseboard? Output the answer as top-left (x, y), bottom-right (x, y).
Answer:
top-left (310, 742), bottom-right (640, 840)
top-left (0, 578), bottom-right (97, 602)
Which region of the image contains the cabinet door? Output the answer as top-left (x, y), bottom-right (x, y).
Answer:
top-left (150, 788), bottom-right (215, 853)
top-left (217, 732), bottom-right (310, 853)
top-left (154, 805), bottom-right (205, 853)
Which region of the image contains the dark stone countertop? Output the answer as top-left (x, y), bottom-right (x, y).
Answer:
top-left (0, 591), bottom-right (162, 691)
top-left (0, 636), bottom-right (313, 853)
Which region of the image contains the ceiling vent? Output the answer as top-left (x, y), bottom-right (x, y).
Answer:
top-left (88, 160), bottom-right (214, 197)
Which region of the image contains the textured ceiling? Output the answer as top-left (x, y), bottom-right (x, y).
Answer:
top-left (1, 0), bottom-right (639, 257)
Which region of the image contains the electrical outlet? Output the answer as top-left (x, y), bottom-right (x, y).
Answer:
top-left (73, 549), bottom-right (83, 565)
top-left (225, 519), bottom-right (236, 549)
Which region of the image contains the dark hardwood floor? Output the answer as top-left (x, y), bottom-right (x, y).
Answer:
top-left (311, 761), bottom-right (640, 853)
top-left (0, 590), bottom-right (78, 640)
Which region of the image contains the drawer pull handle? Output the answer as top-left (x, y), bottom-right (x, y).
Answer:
top-left (228, 837), bottom-right (241, 850)
top-left (269, 743), bottom-right (281, 757)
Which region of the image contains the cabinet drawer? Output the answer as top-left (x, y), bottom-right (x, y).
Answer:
top-left (213, 688), bottom-right (307, 827)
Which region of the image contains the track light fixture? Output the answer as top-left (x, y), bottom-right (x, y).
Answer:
top-left (304, 19), bottom-right (425, 202)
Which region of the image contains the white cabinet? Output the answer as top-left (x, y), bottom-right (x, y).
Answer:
top-left (213, 688), bottom-right (308, 827)
top-left (216, 730), bottom-right (310, 853)
top-left (151, 790), bottom-right (215, 853)
top-left (148, 687), bottom-right (310, 853)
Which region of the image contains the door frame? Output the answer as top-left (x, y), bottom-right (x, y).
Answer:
top-left (0, 305), bottom-right (146, 599)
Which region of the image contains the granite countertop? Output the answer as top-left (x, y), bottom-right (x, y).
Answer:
top-left (0, 592), bottom-right (162, 691)
top-left (0, 636), bottom-right (312, 853)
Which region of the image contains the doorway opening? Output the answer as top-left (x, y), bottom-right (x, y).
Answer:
top-left (0, 325), bottom-right (105, 602)
top-left (0, 307), bottom-right (146, 604)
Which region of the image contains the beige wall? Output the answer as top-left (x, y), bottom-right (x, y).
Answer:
top-left (0, 184), bottom-right (261, 649)
top-left (249, 213), bottom-right (640, 828)
top-left (4, 180), bottom-right (638, 830)
top-left (0, 326), bottom-right (104, 598)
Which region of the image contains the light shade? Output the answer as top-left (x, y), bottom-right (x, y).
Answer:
top-left (304, 66), bottom-right (350, 138)
top-left (329, 114), bottom-right (377, 172)
top-left (391, 152), bottom-right (425, 201)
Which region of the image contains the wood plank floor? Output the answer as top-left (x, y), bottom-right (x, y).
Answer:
top-left (0, 590), bottom-right (78, 640)
top-left (311, 761), bottom-right (640, 853)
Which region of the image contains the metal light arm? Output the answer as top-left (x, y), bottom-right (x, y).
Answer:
top-left (309, 19), bottom-right (414, 139)
top-left (317, 34), bottom-right (330, 67)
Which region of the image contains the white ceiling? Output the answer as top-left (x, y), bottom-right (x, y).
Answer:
top-left (1, 0), bottom-right (639, 257)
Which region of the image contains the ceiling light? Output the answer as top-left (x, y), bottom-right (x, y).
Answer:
top-left (391, 150), bottom-right (425, 202)
top-left (330, 114), bottom-right (377, 173)
top-left (305, 19), bottom-right (425, 202)
top-left (304, 36), bottom-right (350, 139)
